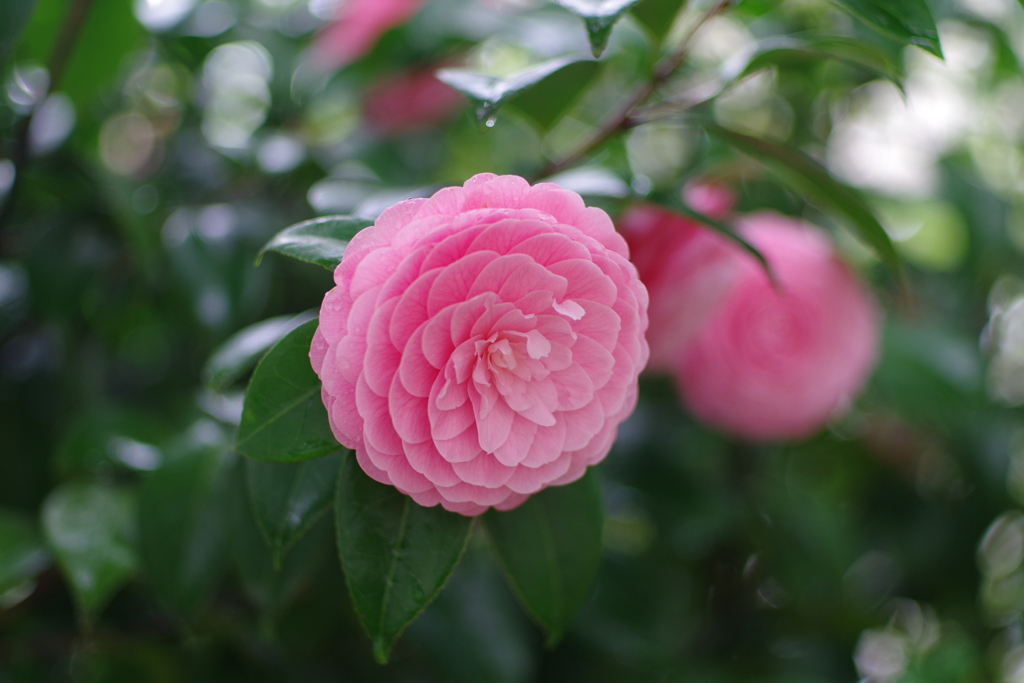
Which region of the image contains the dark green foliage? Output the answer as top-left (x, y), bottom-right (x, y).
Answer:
top-left (0, 509), bottom-right (50, 594)
top-left (0, 0), bottom-right (36, 67)
top-left (702, 123), bottom-right (902, 278)
top-left (41, 483), bottom-right (138, 620)
top-left (484, 470), bottom-right (604, 646)
top-left (737, 36), bottom-right (906, 92)
top-left (230, 465), bottom-right (334, 625)
top-left (335, 451), bottom-right (473, 663)
top-left (831, 0), bottom-right (942, 58)
top-left (236, 319), bottom-right (340, 462)
top-left (245, 451), bottom-right (341, 567)
top-left (630, 0), bottom-right (686, 43)
top-left (257, 216), bottom-right (374, 270)
top-left (1, 0), bottom-right (1022, 680)
top-left (557, 0), bottom-right (644, 57)
top-left (138, 445), bottom-right (235, 616)
top-left (510, 60), bottom-right (602, 130)
top-left (203, 313), bottom-right (316, 392)
top-left (439, 57), bottom-right (594, 126)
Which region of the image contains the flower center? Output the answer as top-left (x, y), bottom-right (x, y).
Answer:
top-left (471, 329), bottom-right (552, 389)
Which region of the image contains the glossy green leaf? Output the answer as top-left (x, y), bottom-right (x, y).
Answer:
top-left (670, 201), bottom-right (776, 283)
top-left (257, 216), bottom-right (373, 270)
top-left (246, 452), bottom-right (341, 568)
top-left (42, 482), bottom-right (138, 619)
top-left (335, 452), bottom-right (473, 664)
top-left (556, 0), bottom-right (642, 57)
top-left (203, 312), bottom-right (316, 392)
top-left (737, 36), bottom-right (905, 92)
top-left (438, 56), bottom-right (592, 126)
top-left (409, 554), bottom-right (537, 683)
top-left (230, 467), bottom-right (333, 625)
top-left (0, 0), bottom-right (37, 67)
top-left (483, 469), bottom-right (603, 646)
top-left (831, 0), bottom-right (942, 58)
top-left (236, 319), bottom-right (339, 463)
top-left (138, 445), bottom-right (236, 616)
top-left (509, 60), bottom-right (602, 130)
top-left (55, 407), bottom-right (168, 476)
top-left (0, 509), bottom-right (51, 594)
top-left (701, 123), bottom-right (902, 277)
top-left (18, 0), bottom-right (146, 107)
top-left (629, 0), bottom-right (685, 42)
top-left (65, 0), bottom-right (144, 105)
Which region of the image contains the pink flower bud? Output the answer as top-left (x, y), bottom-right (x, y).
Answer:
top-left (363, 67), bottom-right (464, 135)
top-left (682, 179), bottom-right (737, 220)
top-left (312, 0), bottom-right (423, 70)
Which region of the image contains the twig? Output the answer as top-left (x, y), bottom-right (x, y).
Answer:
top-left (625, 79), bottom-right (724, 127)
top-left (539, 0), bottom-right (732, 178)
top-left (0, 0), bottom-right (96, 245)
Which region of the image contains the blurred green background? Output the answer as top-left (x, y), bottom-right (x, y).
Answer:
top-left (3, 0), bottom-right (1024, 680)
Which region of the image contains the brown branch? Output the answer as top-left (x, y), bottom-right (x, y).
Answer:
top-left (539, 0), bottom-right (732, 179)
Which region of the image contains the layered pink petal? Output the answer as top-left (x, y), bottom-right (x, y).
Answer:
top-left (312, 174), bottom-right (649, 515)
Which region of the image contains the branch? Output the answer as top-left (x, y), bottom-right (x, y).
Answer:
top-left (539, 0), bottom-right (731, 178)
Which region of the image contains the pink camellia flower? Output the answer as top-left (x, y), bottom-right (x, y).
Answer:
top-left (362, 67), bottom-right (464, 135)
top-left (312, 0), bottom-right (423, 70)
top-left (672, 212), bottom-right (880, 441)
top-left (310, 173), bottom-right (649, 515)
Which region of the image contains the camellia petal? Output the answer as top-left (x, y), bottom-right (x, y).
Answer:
top-left (312, 174), bottom-right (649, 514)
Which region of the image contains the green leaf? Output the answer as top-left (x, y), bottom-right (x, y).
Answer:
top-left (556, 0), bottom-right (643, 57)
top-left (409, 554), bottom-right (537, 683)
top-left (736, 36), bottom-right (905, 92)
top-left (509, 60), bottom-right (602, 130)
top-left (257, 216), bottom-right (373, 270)
top-left (236, 319), bottom-right (339, 463)
top-left (701, 123), bottom-right (902, 278)
top-left (246, 452), bottom-right (342, 568)
top-left (203, 312), bottom-right (317, 392)
top-left (64, 0), bottom-right (144, 106)
top-left (17, 0), bottom-right (145, 107)
top-left (830, 0), bottom-right (942, 58)
top-left (55, 407), bottom-right (168, 476)
top-left (230, 467), bottom-right (333, 626)
top-left (0, 0), bottom-right (37, 67)
top-left (483, 469), bottom-right (604, 646)
top-left (0, 509), bottom-right (51, 594)
top-left (629, 0), bottom-right (685, 43)
top-left (335, 451), bottom-right (473, 664)
top-left (42, 482), bottom-right (138, 620)
top-left (138, 445), bottom-right (236, 616)
top-left (438, 56), bottom-right (592, 126)
top-left (669, 201), bottom-right (776, 284)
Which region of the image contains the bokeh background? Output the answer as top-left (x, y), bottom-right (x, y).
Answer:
top-left (3, 0), bottom-right (1024, 680)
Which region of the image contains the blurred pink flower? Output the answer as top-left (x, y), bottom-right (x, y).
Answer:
top-left (312, 0), bottom-right (423, 70)
top-left (618, 204), bottom-right (738, 371)
top-left (673, 212), bottom-right (880, 441)
top-left (311, 173), bottom-right (649, 515)
top-left (682, 179), bottom-right (737, 220)
top-left (362, 67), bottom-right (464, 135)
